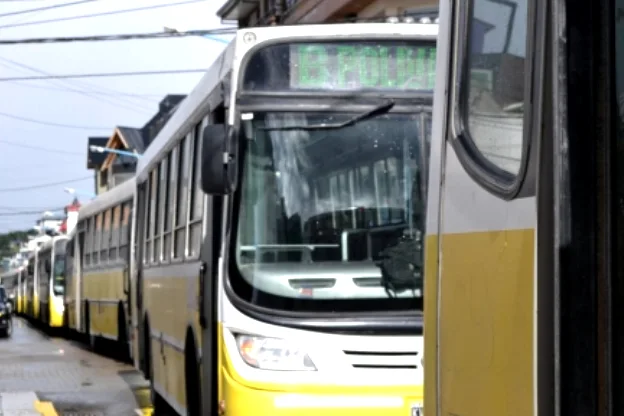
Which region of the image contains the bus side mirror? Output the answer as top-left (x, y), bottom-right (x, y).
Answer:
top-left (44, 260), bottom-right (51, 274)
top-left (201, 124), bottom-right (237, 195)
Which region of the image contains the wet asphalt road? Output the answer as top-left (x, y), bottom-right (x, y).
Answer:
top-left (0, 317), bottom-right (154, 416)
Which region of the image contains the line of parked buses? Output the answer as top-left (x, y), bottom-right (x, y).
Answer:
top-left (0, 0), bottom-right (612, 414)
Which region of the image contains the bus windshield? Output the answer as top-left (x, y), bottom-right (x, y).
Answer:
top-left (233, 111), bottom-right (429, 313)
top-left (53, 256), bottom-right (65, 295)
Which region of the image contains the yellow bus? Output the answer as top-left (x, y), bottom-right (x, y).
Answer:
top-left (133, 21), bottom-right (436, 416)
top-left (64, 228), bottom-right (78, 331)
top-left (35, 236), bottom-right (68, 328)
top-left (13, 267), bottom-right (23, 315)
top-left (17, 266), bottom-right (27, 315)
top-left (70, 177), bottom-right (134, 358)
top-left (424, 0), bottom-right (624, 413)
top-left (24, 251), bottom-right (38, 320)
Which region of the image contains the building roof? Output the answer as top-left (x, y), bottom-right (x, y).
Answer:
top-left (89, 94), bottom-right (187, 172)
top-left (217, 0), bottom-right (258, 20)
top-left (117, 126), bottom-right (146, 153)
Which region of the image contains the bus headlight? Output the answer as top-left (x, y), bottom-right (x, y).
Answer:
top-left (235, 335), bottom-right (317, 371)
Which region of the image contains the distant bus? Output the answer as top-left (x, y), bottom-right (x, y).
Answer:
top-left (23, 251), bottom-right (37, 319)
top-left (66, 177), bottom-right (134, 357)
top-left (35, 236), bottom-right (69, 328)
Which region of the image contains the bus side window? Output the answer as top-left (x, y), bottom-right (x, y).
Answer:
top-left (454, 0), bottom-right (531, 195)
top-left (84, 218), bottom-right (92, 267)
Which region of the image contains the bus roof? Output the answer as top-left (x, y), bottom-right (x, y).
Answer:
top-left (78, 176), bottom-right (136, 220)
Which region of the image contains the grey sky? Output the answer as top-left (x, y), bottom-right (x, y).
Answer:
top-left (0, 0), bottom-right (232, 233)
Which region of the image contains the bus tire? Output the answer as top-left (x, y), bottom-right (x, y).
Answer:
top-left (142, 316), bottom-right (151, 381)
top-left (185, 329), bottom-right (202, 416)
top-left (84, 301), bottom-right (95, 349)
top-left (63, 306), bottom-right (69, 331)
top-left (117, 302), bottom-right (129, 362)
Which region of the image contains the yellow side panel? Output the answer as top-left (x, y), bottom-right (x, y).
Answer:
top-left (68, 302), bottom-right (77, 330)
top-left (423, 234), bottom-right (438, 416)
top-left (93, 303), bottom-right (119, 337)
top-left (439, 229), bottom-right (534, 416)
top-left (84, 269), bottom-right (125, 339)
top-left (33, 295), bottom-right (39, 319)
top-left (145, 274), bottom-right (201, 411)
top-left (48, 297), bottom-right (64, 328)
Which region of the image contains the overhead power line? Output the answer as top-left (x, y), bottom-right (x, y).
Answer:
top-left (0, 0), bottom-right (208, 29)
top-left (0, 56), bottom-right (156, 114)
top-left (0, 175), bottom-right (91, 193)
top-left (5, 81), bottom-right (162, 98)
top-left (0, 110), bottom-right (110, 129)
top-left (0, 28), bottom-right (234, 45)
top-left (0, 139), bottom-right (84, 155)
top-left (0, 207), bottom-right (66, 216)
top-left (0, 204), bottom-right (63, 211)
top-left (0, 0), bottom-right (96, 19)
top-left (0, 68), bottom-right (208, 81)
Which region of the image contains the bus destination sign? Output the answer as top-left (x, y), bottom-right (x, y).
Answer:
top-left (289, 42), bottom-right (436, 92)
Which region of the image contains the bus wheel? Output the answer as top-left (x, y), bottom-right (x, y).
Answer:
top-left (185, 331), bottom-right (202, 416)
top-left (142, 317), bottom-right (151, 380)
top-left (117, 303), bottom-right (129, 362)
top-left (84, 301), bottom-right (96, 350)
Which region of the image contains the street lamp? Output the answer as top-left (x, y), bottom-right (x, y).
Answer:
top-left (89, 145), bottom-right (140, 159)
top-left (163, 26), bottom-right (232, 44)
top-left (64, 187), bottom-right (95, 199)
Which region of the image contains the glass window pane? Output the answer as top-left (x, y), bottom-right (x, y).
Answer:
top-left (465, 0), bottom-right (528, 175)
top-left (176, 135), bottom-right (189, 227)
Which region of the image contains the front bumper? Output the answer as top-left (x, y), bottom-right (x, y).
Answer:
top-left (221, 368), bottom-right (423, 416)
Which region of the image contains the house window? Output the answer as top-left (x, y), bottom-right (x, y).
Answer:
top-left (99, 170), bottom-right (108, 189)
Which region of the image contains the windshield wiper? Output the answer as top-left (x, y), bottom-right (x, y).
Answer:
top-left (259, 100), bottom-right (395, 131)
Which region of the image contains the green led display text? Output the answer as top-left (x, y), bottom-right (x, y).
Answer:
top-left (292, 42), bottom-right (436, 91)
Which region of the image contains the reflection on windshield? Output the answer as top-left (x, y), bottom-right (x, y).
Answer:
top-left (235, 112), bottom-right (429, 310)
top-left (53, 256), bottom-right (65, 295)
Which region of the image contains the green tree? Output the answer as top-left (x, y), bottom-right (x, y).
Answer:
top-left (0, 229), bottom-right (37, 260)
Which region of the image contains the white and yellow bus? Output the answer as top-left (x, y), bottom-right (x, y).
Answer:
top-left (66, 177), bottom-right (134, 357)
top-left (423, 0), bottom-right (624, 414)
top-left (16, 266), bottom-right (27, 315)
top-left (64, 227), bottom-right (80, 334)
top-left (132, 21), bottom-right (436, 416)
top-left (23, 251), bottom-right (38, 320)
top-left (35, 236), bottom-right (68, 329)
